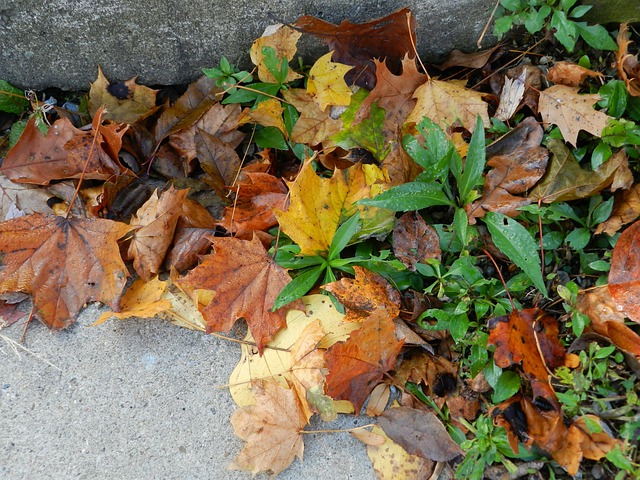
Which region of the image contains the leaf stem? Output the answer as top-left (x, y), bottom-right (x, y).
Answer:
top-left (300, 423), bottom-right (375, 434)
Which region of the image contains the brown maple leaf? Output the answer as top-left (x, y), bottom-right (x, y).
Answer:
top-left (178, 234), bottom-right (301, 353)
top-left (0, 213), bottom-right (130, 329)
top-left (2, 115), bottom-right (128, 185)
top-left (281, 88), bottom-right (342, 145)
top-left (609, 218), bottom-right (640, 325)
top-left (128, 187), bottom-right (189, 281)
top-left (325, 309), bottom-right (404, 411)
top-left (392, 211), bottom-right (441, 271)
top-left (295, 8), bottom-right (417, 89)
top-left (230, 379), bottom-right (306, 476)
top-left (466, 144), bottom-right (548, 223)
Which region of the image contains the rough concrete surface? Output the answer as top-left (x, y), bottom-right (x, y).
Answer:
top-left (0, 305), bottom-right (374, 480)
top-left (0, 0), bottom-right (497, 90)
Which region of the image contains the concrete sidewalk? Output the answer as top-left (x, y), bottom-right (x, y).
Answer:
top-left (0, 305), bottom-right (374, 479)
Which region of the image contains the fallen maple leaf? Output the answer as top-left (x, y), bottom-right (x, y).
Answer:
top-left (307, 51), bottom-right (353, 111)
top-left (128, 187), bottom-right (188, 281)
top-left (230, 379), bottom-right (306, 476)
top-left (2, 115), bottom-right (127, 185)
top-left (238, 98), bottom-right (287, 134)
top-left (325, 309), bottom-right (404, 411)
top-left (576, 286), bottom-right (640, 357)
top-left (530, 140), bottom-right (632, 203)
top-left (595, 183), bottom-right (640, 235)
top-left (275, 161), bottom-right (394, 256)
top-left (378, 406), bottom-right (463, 461)
top-left (178, 234), bottom-right (300, 353)
top-left (407, 78), bottom-right (490, 132)
top-left (488, 309), bottom-right (576, 405)
top-left (0, 213), bottom-right (130, 328)
top-left (95, 276), bottom-right (172, 325)
top-left (322, 266), bottom-right (401, 322)
top-left (466, 143), bottom-right (548, 223)
top-left (392, 211), bottom-right (441, 271)
top-left (547, 61), bottom-right (603, 88)
top-left (88, 66), bottom-right (158, 124)
top-left (393, 350), bottom-right (459, 399)
top-left (250, 24), bottom-right (302, 84)
top-left (281, 88), bottom-right (342, 145)
top-left (295, 8), bottom-right (417, 89)
top-left (609, 218), bottom-right (640, 324)
top-left (538, 85), bottom-right (612, 146)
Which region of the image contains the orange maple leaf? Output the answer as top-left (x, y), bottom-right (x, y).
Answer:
top-left (178, 234), bottom-right (300, 353)
top-left (0, 213), bottom-right (130, 328)
top-left (325, 309), bottom-right (404, 410)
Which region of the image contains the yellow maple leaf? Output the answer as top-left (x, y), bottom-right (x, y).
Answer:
top-left (275, 162), bottom-right (394, 256)
top-left (407, 78), bottom-right (489, 132)
top-left (238, 98), bottom-right (286, 135)
top-left (281, 88), bottom-right (342, 145)
top-left (538, 85), bottom-right (611, 147)
top-left (307, 51), bottom-right (353, 111)
top-left (250, 25), bottom-right (302, 84)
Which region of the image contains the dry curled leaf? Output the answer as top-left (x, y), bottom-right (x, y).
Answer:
top-left (392, 211), bottom-right (441, 271)
top-left (616, 23), bottom-right (640, 97)
top-left (546, 61), bottom-right (603, 88)
top-left (609, 218), bottom-right (640, 324)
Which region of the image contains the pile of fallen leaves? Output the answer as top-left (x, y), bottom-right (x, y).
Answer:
top-left (1, 7), bottom-right (640, 479)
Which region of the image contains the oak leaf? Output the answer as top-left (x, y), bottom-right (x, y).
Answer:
top-left (178, 234), bottom-right (300, 353)
top-left (0, 213), bottom-right (130, 329)
top-left (230, 379), bottom-right (306, 476)
top-left (392, 211), bottom-right (441, 271)
top-left (281, 88), bottom-right (342, 145)
top-left (530, 140), bottom-right (632, 202)
top-left (407, 78), bottom-right (490, 132)
top-left (295, 8), bottom-right (417, 89)
top-left (250, 24), bottom-right (302, 84)
top-left (609, 218), bottom-right (640, 324)
top-left (88, 66), bottom-right (158, 124)
top-left (2, 115), bottom-right (127, 185)
top-left (275, 162), bottom-right (394, 256)
top-left (128, 187), bottom-right (188, 281)
top-left (538, 85), bottom-right (611, 146)
top-left (466, 144), bottom-right (548, 223)
top-left (325, 309), bottom-right (404, 411)
top-left (307, 51), bottom-right (353, 111)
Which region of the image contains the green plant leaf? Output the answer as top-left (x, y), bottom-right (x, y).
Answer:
top-left (499, 0), bottom-right (524, 12)
top-left (404, 116), bottom-right (453, 183)
top-left (484, 212), bottom-right (548, 297)
top-left (575, 22), bottom-right (618, 51)
top-left (359, 182), bottom-right (455, 211)
top-left (254, 126), bottom-right (288, 150)
top-left (492, 370), bottom-right (521, 403)
top-left (328, 212), bottom-right (361, 261)
top-left (222, 82), bottom-right (280, 104)
top-left (493, 15), bottom-right (515, 37)
top-left (457, 116), bottom-right (486, 204)
top-left (261, 46), bottom-right (289, 85)
top-left (569, 5), bottom-right (591, 18)
top-left (0, 80), bottom-right (29, 114)
top-left (273, 266), bottom-right (325, 310)
top-left (598, 80), bottom-right (628, 119)
top-left (339, 102), bottom-right (389, 160)
top-left (551, 10), bottom-right (578, 52)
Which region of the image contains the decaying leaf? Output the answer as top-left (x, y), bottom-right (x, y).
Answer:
top-left (128, 187), bottom-right (188, 281)
top-left (616, 23), bottom-right (640, 97)
top-left (378, 406), bottom-right (463, 461)
top-left (0, 213), bottom-right (130, 329)
top-left (307, 52), bottom-right (353, 111)
top-left (576, 286), bottom-right (640, 357)
top-left (88, 66), bottom-right (158, 123)
top-left (392, 350), bottom-right (459, 399)
top-left (392, 212), bottom-right (441, 271)
top-left (530, 140), bottom-right (632, 203)
top-left (322, 266), bottom-right (401, 322)
top-left (538, 85), bottom-right (612, 146)
top-left (609, 218), bottom-right (640, 324)
top-left (95, 276), bottom-right (172, 324)
top-left (178, 234), bottom-right (301, 353)
top-left (546, 61), bottom-right (603, 88)
top-left (281, 88), bottom-right (343, 146)
top-left (230, 379), bottom-right (306, 476)
top-left (325, 309), bottom-right (404, 411)
top-left (295, 8), bottom-right (417, 89)
top-left (365, 425), bottom-right (435, 480)
top-left (494, 71), bottom-right (526, 122)
top-left (596, 181), bottom-right (640, 236)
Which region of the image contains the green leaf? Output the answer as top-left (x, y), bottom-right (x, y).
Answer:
top-left (342, 102), bottom-right (389, 160)
top-left (551, 10), bottom-right (578, 52)
top-left (0, 80), bottom-right (29, 114)
top-left (329, 212), bottom-right (361, 261)
top-left (454, 207), bottom-right (469, 248)
top-left (591, 141), bottom-right (612, 169)
top-left (403, 116), bottom-right (452, 183)
top-left (598, 80), bottom-right (628, 118)
top-left (524, 6), bottom-right (550, 34)
top-left (493, 15), bottom-right (515, 37)
top-left (569, 5), bottom-right (591, 18)
top-left (273, 266), bottom-right (325, 310)
top-left (254, 126), bottom-right (288, 150)
top-left (575, 22), bottom-right (618, 51)
top-left (484, 212), bottom-right (548, 297)
top-left (222, 82), bottom-right (280, 104)
top-left (561, 0), bottom-right (578, 12)
top-left (9, 119), bottom-right (28, 147)
top-left (358, 182), bottom-right (455, 211)
top-left (492, 370), bottom-right (521, 403)
top-left (457, 116), bottom-right (486, 204)
top-left (499, 0), bottom-right (524, 12)
top-left (565, 227), bottom-right (590, 250)
top-left (261, 46), bottom-right (289, 85)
